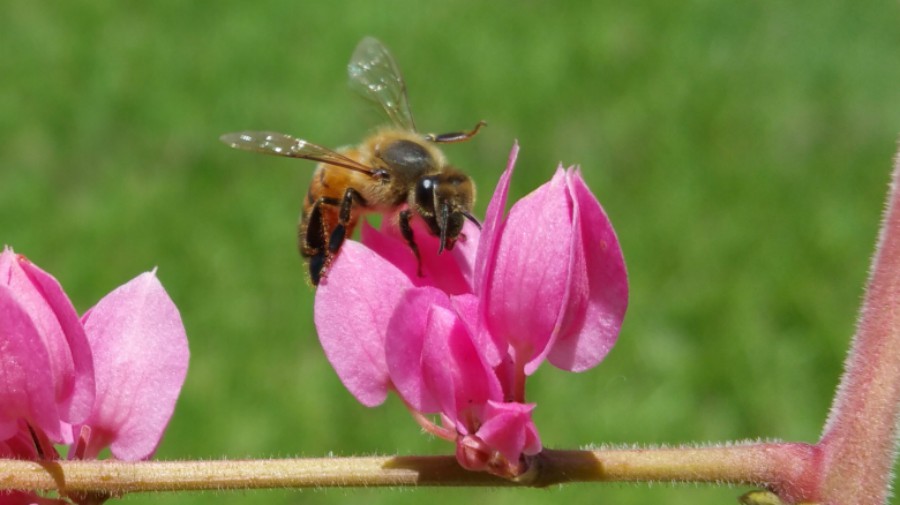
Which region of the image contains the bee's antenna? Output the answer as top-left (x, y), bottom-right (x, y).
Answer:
top-left (424, 120), bottom-right (487, 144)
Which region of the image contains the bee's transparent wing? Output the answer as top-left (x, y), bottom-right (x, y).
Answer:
top-left (220, 131), bottom-right (375, 175)
top-left (348, 37), bottom-right (417, 132)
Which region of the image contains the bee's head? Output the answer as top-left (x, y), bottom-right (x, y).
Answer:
top-left (413, 167), bottom-right (478, 252)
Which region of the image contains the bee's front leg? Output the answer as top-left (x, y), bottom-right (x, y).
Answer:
top-left (399, 210), bottom-right (424, 278)
top-left (329, 188), bottom-right (366, 254)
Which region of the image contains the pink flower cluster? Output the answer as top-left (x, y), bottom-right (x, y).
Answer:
top-left (314, 144), bottom-right (628, 478)
top-left (0, 249), bottom-right (189, 504)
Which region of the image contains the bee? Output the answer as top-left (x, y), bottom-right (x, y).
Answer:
top-left (221, 37), bottom-right (485, 285)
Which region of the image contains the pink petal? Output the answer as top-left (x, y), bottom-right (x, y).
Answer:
top-left (360, 221), bottom-right (421, 281)
top-left (476, 401), bottom-right (542, 463)
top-left (485, 167), bottom-right (575, 374)
top-left (0, 250), bottom-right (95, 431)
top-left (0, 285), bottom-right (62, 442)
top-left (79, 271), bottom-right (189, 461)
top-left (410, 217), bottom-right (481, 294)
top-left (421, 305), bottom-right (502, 431)
top-left (450, 293), bottom-right (502, 367)
top-left (384, 287), bottom-right (449, 413)
top-left (449, 220), bottom-right (481, 290)
top-left (474, 143), bottom-right (519, 295)
top-left (362, 220), bottom-right (476, 296)
top-left (547, 169), bottom-right (628, 371)
top-left (15, 256), bottom-right (95, 427)
top-left (468, 144), bottom-right (520, 368)
top-left (315, 241), bottom-right (412, 407)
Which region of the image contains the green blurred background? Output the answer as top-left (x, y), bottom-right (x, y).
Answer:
top-left (3, 1), bottom-right (899, 504)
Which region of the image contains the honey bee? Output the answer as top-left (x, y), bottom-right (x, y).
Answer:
top-left (221, 37), bottom-right (485, 285)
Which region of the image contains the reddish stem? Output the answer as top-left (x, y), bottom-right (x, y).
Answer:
top-left (399, 397), bottom-right (456, 441)
top-left (806, 152), bottom-right (900, 504)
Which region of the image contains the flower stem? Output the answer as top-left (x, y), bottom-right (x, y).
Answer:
top-left (409, 411), bottom-right (456, 441)
top-left (0, 442), bottom-right (815, 494)
top-left (810, 153), bottom-right (900, 504)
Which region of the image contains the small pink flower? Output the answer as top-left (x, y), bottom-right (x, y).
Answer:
top-left (0, 249), bottom-right (189, 503)
top-left (315, 143), bottom-right (628, 478)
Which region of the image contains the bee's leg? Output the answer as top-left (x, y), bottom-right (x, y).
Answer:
top-left (311, 187), bottom-right (366, 282)
top-left (399, 209), bottom-right (423, 277)
top-left (302, 189), bottom-right (366, 285)
top-left (328, 188), bottom-right (366, 255)
top-left (300, 196), bottom-right (340, 285)
top-left (424, 120), bottom-right (487, 144)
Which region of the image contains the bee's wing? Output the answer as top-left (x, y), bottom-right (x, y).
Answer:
top-left (348, 37), bottom-right (417, 132)
top-left (220, 131), bottom-right (376, 176)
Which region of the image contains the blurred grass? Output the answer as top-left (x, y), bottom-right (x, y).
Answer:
top-left (2, 1), bottom-right (899, 504)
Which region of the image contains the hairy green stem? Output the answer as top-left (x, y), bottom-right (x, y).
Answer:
top-left (0, 443), bottom-right (813, 495)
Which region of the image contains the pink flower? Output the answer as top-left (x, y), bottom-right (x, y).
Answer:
top-left (315, 143), bottom-right (628, 478)
top-left (0, 249), bottom-right (189, 504)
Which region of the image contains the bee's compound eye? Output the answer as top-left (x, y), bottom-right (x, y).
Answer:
top-left (415, 177), bottom-right (437, 212)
